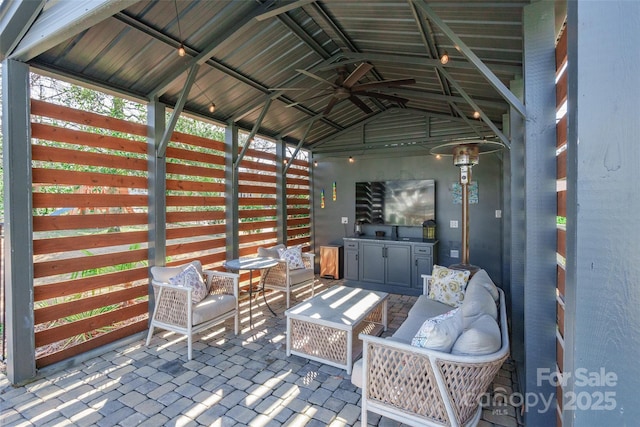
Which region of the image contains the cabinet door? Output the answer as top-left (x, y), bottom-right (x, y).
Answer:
top-left (359, 241), bottom-right (385, 284)
top-left (344, 250), bottom-right (359, 280)
top-left (385, 243), bottom-right (412, 287)
top-left (414, 256), bottom-right (433, 288)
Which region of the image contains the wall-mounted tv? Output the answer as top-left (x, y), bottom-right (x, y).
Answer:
top-left (355, 179), bottom-right (435, 226)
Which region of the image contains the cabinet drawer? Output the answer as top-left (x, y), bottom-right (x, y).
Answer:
top-left (344, 240), bottom-right (358, 250)
top-left (414, 245), bottom-right (432, 255)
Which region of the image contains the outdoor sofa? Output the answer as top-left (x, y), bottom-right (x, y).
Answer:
top-left (352, 268), bottom-right (510, 427)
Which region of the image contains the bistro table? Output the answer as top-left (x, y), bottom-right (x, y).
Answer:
top-left (224, 256), bottom-right (279, 327)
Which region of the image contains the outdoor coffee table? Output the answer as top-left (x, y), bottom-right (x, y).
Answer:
top-left (285, 286), bottom-right (388, 374)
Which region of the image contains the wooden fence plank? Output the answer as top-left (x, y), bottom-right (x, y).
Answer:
top-left (32, 168), bottom-right (148, 189)
top-left (34, 268), bottom-right (149, 301)
top-left (33, 213), bottom-right (148, 232)
top-left (35, 285), bottom-right (148, 324)
top-left (34, 248), bottom-right (148, 278)
top-left (34, 230), bottom-right (148, 255)
top-left (32, 145), bottom-right (148, 171)
top-left (166, 195), bottom-right (226, 207)
top-left (33, 193), bottom-right (147, 208)
top-left (31, 123), bottom-right (146, 154)
top-left (166, 210), bottom-right (225, 223)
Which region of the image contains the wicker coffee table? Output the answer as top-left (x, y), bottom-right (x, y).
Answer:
top-left (285, 286), bottom-right (388, 374)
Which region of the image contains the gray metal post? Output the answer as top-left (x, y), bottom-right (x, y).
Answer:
top-left (225, 123), bottom-right (239, 260)
top-left (508, 78), bottom-right (525, 374)
top-left (276, 139), bottom-right (287, 244)
top-left (147, 99), bottom-right (166, 316)
top-left (565, 2), bottom-right (640, 425)
top-left (2, 59), bottom-right (36, 384)
top-left (523, 2), bottom-right (557, 424)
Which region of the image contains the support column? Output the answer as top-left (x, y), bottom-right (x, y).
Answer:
top-left (2, 59), bottom-right (36, 384)
top-left (522, 2), bottom-right (557, 424)
top-left (276, 139), bottom-right (287, 244)
top-left (225, 123), bottom-right (239, 260)
top-left (508, 78), bottom-right (525, 370)
top-left (147, 99), bottom-right (166, 315)
top-left (565, 2), bottom-right (640, 425)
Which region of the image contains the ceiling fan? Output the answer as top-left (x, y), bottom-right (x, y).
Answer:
top-left (274, 63), bottom-right (416, 116)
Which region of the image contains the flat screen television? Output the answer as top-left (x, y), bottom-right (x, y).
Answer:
top-left (355, 179), bottom-right (435, 226)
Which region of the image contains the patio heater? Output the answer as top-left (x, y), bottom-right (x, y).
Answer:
top-left (431, 140), bottom-right (504, 274)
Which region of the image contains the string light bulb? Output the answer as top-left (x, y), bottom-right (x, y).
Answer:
top-left (440, 51), bottom-right (449, 65)
top-left (209, 103), bottom-right (216, 113)
top-left (313, 160), bottom-right (318, 167)
top-left (473, 111), bottom-right (481, 119)
top-left (177, 44), bottom-right (186, 57)
top-left (348, 156), bottom-right (354, 163)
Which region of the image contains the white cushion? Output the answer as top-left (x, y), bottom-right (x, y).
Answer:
top-left (428, 265), bottom-right (471, 307)
top-left (411, 308), bottom-right (463, 352)
top-left (192, 294), bottom-right (236, 325)
top-left (151, 260), bottom-right (203, 283)
top-left (468, 269), bottom-right (500, 302)
top-left (168, 264), bottom-right (208, 303)
top-left (288, 267), bottom-right (314, 285)
top-left (258, 244), bottom-right (286, 259)
top-left (351, 359), bottom-right (364, 388)
top-left (408, 295), bottom-right (456, 319)
top-left (451, 314), bottom-right (501, 356)
top-left (389, 313), bottom-right (428, 344)
top-left (278, 245), bottom-right (305, 270)
top-left (461, 283), bottom-right (498, 327)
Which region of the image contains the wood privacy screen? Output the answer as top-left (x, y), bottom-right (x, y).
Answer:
top-left (555, 26), bottom-right (568, 427)
top-left (31, 99), bottom-right (150, 368)
top-left (29, 99), bottom-right (311, 367)
top-left (236, 144), bottom-right (311, 286)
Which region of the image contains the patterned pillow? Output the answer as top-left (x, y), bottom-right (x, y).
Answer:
top-left (277, 246), bottom-right (305, 270)
top-left (428, 265), bottom-right (471, 307)
top-left (411, 308), bottom-right (463, 352)
top-left (169, 264), bottom-right (208, 303)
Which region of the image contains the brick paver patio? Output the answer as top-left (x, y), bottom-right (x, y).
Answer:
top-left (0, 278), bottom-right (521, 426)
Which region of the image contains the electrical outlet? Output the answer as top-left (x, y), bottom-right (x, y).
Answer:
top-left (341, 217), bottom-right (348, 224)
top-left (450, 220), bottom-right (458, 228)
top-left (495, 210), bottom-right (502, 218)
top-left (450, 250), bottom-right (459, 258)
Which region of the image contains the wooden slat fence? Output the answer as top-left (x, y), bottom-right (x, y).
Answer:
top-left (31, 99), bottom-right (149, 368)
top-left (285, 155), bottom-right (311, 249)
top-left (555, 25), bottom-right (568, 427)
top-left (164, 132), bottom-right (227, 271)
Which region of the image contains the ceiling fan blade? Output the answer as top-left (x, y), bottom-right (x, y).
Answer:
top-left (357, 91), bottom-right (409, 104)
top-left (351, 78), bottom-right (416, 92)
top-left (343, 63), bottom-right (373, 88)
top-left (323, 97), bottom-right (340, 115)
top-left (296, 69), bottom-right (339, 88)
top-left (285, 92), bottom-right (333, 108)
top-left (349, 95), bottom-right (373, 114)
top-left (269, 87), bottom-right (325, 91)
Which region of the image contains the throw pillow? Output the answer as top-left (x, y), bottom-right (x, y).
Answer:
top-left (169, 264), bottom-right (208, 303)
top-left (451, 314), bottom-right (502, 356)
top-left (278, 246), bottom-right (305, 270)
top-left (411, 308), bottom-right (463, 352)
top-left (428, 265), bottom-right (471, 307)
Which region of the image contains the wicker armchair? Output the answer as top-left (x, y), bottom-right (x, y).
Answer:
top-left (146, 261), bottom-right (240, 360)
top-left (258, 244), bottom-right (315, 308)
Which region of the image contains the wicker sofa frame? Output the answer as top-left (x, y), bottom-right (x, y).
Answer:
top-left (358, 276), bottom-right (510, 427)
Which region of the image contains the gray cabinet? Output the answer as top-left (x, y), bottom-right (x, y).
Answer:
top-left (344, 237), bottom-right (438, 290)
top-left (358, 241), bottom-right (412, 287)
top-left (343, 239), bottom-right (360, 281)
top-left (412, 244), bottom-right (434, 289)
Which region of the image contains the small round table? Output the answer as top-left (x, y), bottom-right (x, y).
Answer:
top-left (224, 256), bottom-right (279, 327)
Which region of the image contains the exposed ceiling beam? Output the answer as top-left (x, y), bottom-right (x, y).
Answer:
top-left (283, 118), bottom-right (317, 174)
top-left (408, 0), bottom-right (455, 116)
top-left (438, 67), bottom-right (510, 148)
top-left (157, 64), bottom-right (200, 158)
top-left (0, 0), bottom-right (45, 60)
top-left (10, 0), bottom-right (140, 62)
top-left (255, 0), bottom-right (317, 21)
top-left (412, 0), bottom-right (526, 118)
top-left (339, 51), bottom-right (522, 75)
top-left (235, 98), bottom-right (273, 169)
top-left (147, 1), bottom-right (277, 98)
top-left (448, 102), bottom-right (487, 139)
top-left (369, 87), bottom-right (507, 110)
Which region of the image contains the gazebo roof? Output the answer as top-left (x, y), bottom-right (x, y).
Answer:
top-left (1, 0), bottom-right (560, 153)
